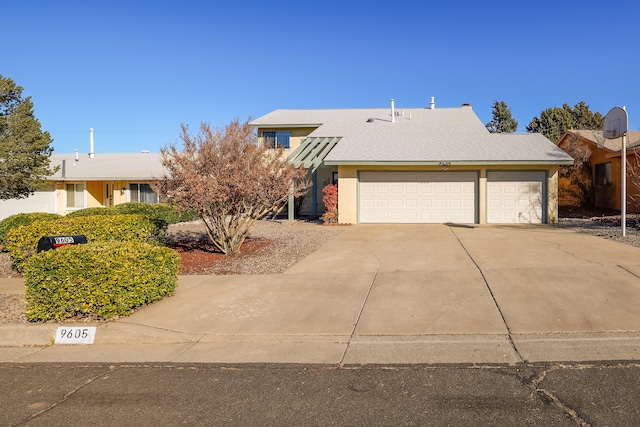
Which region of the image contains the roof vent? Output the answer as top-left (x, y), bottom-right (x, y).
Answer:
top-left (367, 117), bottom-right (375, 123)
top-left (390, 98), bottom-right (395, 123)
top-left (430, 97), bottom-right (435, 109)
top-left (141, 150), bottom-right (150, 154)
top-left (461, 103), bottom-right (471, 108)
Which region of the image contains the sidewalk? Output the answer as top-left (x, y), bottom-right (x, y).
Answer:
top-left (3, 224), bottom-right (640, 365)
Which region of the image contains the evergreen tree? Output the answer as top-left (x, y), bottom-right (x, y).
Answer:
top-left (486, 101), bottom-right (518, 133)
top-left (0, 75), bottom-right (57, 199)
top-left (527, 101), bottom-right (604, 143)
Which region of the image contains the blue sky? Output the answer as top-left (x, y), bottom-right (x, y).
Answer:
top-left (4, 0), bottom-right (639, 154)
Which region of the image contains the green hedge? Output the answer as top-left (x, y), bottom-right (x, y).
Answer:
top-left (5, 214), bottom-right (159, 272)
top-left (67, 203), bottom-right (197, 225)
top-left (65, 207), bottom-right (114, 218)
top-left (23, 241), bottom-right (180, 321)
top-left (0, 213), bottom-right (62, 249)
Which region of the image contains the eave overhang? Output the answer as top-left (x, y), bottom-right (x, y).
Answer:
top-left (323, 160), bottom-right (575, 166)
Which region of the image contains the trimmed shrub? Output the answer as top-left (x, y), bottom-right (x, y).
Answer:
top-left (23, 241), bottom-right (180, 321)
top-left (0, 213), bottom-right (61, 249)
top-left (65, 207), bottom-right (114, 218)
top-left (5, 214), bottom-right (159, 272)
top-left (150, 203), bottom-right (198, 225)
top-left (113, 202), bottom-right (197, 225)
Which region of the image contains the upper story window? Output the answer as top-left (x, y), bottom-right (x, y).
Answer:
top-left (262, 131), bottom-right (290, 149)
top-left (129, 183), bottom-right (159, 204)
top-left (66, 183), bottom-right (85, 209)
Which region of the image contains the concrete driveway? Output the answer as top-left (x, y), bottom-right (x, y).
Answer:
top-left (6, 224), bottom-right (640, 365)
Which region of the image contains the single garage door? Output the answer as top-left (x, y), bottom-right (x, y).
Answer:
top-left (0, 184), bottom-right (56, 221)
top-left (487, 171), bottom-right (545, 224)
top-left (359, 171), bottom-right (477, 223)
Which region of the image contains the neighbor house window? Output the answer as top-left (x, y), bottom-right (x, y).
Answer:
top-left (66, 183), bottom-right (85, 209)
top-left (262, 131), bottom-right (290, 149)
top-left (595, 162), bottom-right (612, 185)
top-left (129, 183), bottom-right (159, 204)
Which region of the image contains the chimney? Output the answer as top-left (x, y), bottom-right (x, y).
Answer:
top-left (430, 97), bottom-right (435, 109)
top-left (89, 128), bottom-right (95, 158)
top-left (390, 99), bottom-right (395, 122)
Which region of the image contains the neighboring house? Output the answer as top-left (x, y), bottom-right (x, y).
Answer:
top-left (0, 152), bottom-right (165, 220)
top-left (251, 101), bottom-right (574, 224)
top-left (557, 130), bottom-right (640, 212)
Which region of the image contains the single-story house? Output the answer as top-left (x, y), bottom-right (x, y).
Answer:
top-left (0, 152), bottom-right (165, 220)
top-left (251, 100), bottom-right (574, 224)
top-left (557, 130), bottom-right (640, 212)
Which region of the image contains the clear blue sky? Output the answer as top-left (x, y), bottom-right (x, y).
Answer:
top-left (4, 0), bottom-right (639, 154)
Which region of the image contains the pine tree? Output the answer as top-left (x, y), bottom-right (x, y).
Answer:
top-left (527, 101), bottom-right (604, 143)
top-left (486, 101), bottom-right (518, 133)
top-left (0, 75), bottom-right (57, 199)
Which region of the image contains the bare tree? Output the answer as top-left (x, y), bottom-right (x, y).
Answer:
top-left (155, 119), bottom-right (310, 255)
top-left (558, 133), bottom-right (593, 207)
top-left (626, 149), bottom-right (640, 214)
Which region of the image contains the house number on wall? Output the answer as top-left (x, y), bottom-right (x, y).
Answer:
top-left (54, 326), bottom-right (96, 344)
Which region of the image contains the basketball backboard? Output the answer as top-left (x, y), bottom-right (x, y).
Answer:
top-left (603, 106), bottom-right (628, 139)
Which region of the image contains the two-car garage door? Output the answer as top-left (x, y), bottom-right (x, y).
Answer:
top-left (360, 171), bottom-right (477, 223)
top-left (359, 171), bottom-right (546, 224)
top-left (0, 184), bottom-right (57, 221)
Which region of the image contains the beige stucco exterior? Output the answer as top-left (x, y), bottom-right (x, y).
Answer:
top-left (51, 179), bottom-right (156, 216)
top-left (337, 164), bottom-right (559, 225)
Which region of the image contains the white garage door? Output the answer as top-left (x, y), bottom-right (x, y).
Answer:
top-left (0, 184), bottom-right (57, 221)
top-left (359, 171), bottom-right (477, 223)
top-left (487, 171), bottom-right (545, 224)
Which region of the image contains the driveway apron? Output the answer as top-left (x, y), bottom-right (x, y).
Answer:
top-left (450, 225), bottom-right (640, 362)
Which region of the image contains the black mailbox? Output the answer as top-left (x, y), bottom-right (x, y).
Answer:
top-left (37, 235), bottom-right (88, 252)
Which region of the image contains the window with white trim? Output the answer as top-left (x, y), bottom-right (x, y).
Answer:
top-left (66, 183), bottom-right (85, 209)
top-left (129, 183), bottom-right (159, 204)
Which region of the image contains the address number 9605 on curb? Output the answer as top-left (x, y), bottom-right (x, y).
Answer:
top-left (54, 326), bottom-right (96, 344)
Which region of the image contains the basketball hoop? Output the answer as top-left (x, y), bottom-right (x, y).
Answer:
top-left (603, 106), bottom-right (628, 140)
top-left (603, 106), bottom-right (630, 237)
top-left (592, 130), bottom-right (606, 148)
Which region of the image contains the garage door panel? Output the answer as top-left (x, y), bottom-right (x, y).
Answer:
top-left (487, 171), bottom-right (545, 224)
top-left (359, 171), bottom-right (476, 224)
top-left (0, 185), bottom-right (56, 220)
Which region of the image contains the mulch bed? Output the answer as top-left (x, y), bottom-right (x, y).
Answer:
top-left (170, 238), bottom-right (273, 275)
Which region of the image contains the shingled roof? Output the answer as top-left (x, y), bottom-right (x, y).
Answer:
top-left (48, 153), bottom-right (165, 181)
top-left (251, 106), bottom-right (573, 165)
top-left (569, 129), bottom-right (640, 153)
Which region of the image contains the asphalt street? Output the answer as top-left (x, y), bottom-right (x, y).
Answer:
top-left (3, 362), bottom-right (640, 426)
